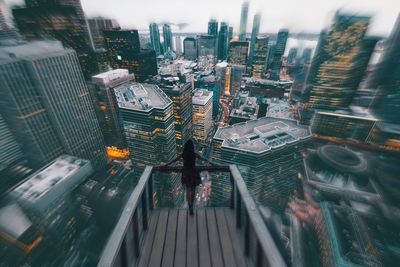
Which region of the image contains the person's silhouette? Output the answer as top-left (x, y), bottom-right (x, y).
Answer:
top-left (165, 140), bottom-right (215, 215)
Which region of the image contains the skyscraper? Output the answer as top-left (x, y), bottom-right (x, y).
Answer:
top-left (246, 13), bottom-right (261, 74)
top-left (114, 82), bottom-right (180, 206)
top-left (215, 62), bottom-right (244, 96)
top-left (104, 29), bottom-right (157, 81)
top-left (174, 35), bottom-right (182, 55)
top-left (149, 22), bottom-right (162, 55)
top-left (114, 82), bottom-right (177, 166)
top-left (228, 26), bottom-right (233, 42)
top-left (88, 17), bottom-right (120, 50)
top-left (192, 89), bottom-right (213, 146)
top-left (212, 117), bottom-right (311, 212)
top-left (0, 40), bottom-right (107, 170)
top-left (217, 22), bottom-right (228, 60)
top-left (251, 37), bottom-right (269, 78)
top-left (156, 81), bottom-right (193, 152)
top-left (162, 24), bottom-right (173, 53)
top-left (104, 29), bottom-right (140, 55)
top-left (90, 69), bottom-right (135, 148)
top-left (238, 1), bottom-right (249, 41)
top-left (195, 75), bottom-right (221, 117)
top-left (208, 19), bottom-right (218, 36)
top-left (197, 34), bottom-right (217, 70)
top-left (370, 14), bottom-right (400, 124)
top-left (301, 13), bottom-right (370, 124)
top-left (183, 36), bottom-right (197, 59)
top-left (0, 113), bottom-right (30, 193)
top-left (13, 0), bottom-right (94, 77)
top-left (228, 40), bottom-right (249, 67)
top-left (287, 47), bottom-right (298, 64)
top-left (301, 47), bottom-right (312, 64)
top-left (0, 114), bottom-right (24, 173)
top-left (268, 29), bottom-right (289, 80)
top-left (0, 0), bottom-right (19, 39)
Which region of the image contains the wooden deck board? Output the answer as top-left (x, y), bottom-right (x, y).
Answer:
top-left (161, 210), bottom-right (178, 267)
top-left (224, 208), bottom-right (247, 267)
top-left (174, 210), bottom-right (187, 267)
top-left (139, 208), bottom-right (246, 267)
top-left (206, 208), bottom-right (224, 267)
top-left (137, 209), bottom-right (160, 267)
top-left (216, 208), bottom-right (238, 267)
top-left (186, 209), bottom-right (198, 267)
top-left (148, 209), bottom-right (169, 267)
top-left (197, 209), bottom-right (211, 267)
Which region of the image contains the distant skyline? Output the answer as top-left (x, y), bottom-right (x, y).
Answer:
top-left (4, 0), bottom-right (400, 37)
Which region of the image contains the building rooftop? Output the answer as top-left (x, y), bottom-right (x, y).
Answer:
top-left (0, 40), bottom-right (66, 60)
top-left (114, 82), bottom-right (171, 111)
top-left (266, 98), bottom-right (294, 120)
top-left (214, 117), bottom-right (311, 153)
top-left (91, 69), bottom-right (134, 87)
top-left (192, 89), bottom-right (213, 105)
top-left (10, 155), bottom-right (89, 204)
top-left (303, 145), bottom-right (379, 198)
top-left (230, 92), bottom-right (259, 120)
top-left (243, 77), bottom-right (293, 87)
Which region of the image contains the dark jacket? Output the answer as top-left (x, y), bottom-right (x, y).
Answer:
top-left (181, 152), bottom-right (201, 187)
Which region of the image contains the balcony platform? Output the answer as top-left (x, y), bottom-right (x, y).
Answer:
top-left (138, 207), bottom-right (246, 267)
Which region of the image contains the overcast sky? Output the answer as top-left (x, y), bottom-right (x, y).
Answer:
top-left (5, 0), bottom-right (400, 36)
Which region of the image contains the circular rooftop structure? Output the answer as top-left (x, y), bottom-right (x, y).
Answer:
top-left (316, 145), bottom-right (367, 174)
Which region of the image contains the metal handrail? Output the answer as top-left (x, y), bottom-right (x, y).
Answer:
top-left (98, 166), bottom-right (153, 266)
top-left (98, 165), bottom-right (286, 267)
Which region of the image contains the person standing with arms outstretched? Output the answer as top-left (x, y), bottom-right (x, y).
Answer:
top-left (165, 140), bottom-right (215, 215)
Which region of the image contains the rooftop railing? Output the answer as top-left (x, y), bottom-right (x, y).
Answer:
top-left (98, 165), bottom-right (286, 267)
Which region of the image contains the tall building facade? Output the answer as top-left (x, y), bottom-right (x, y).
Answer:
top-left (0, 0), bottom-right (19, 39)
top-left (195, 75), bottom-right (220, 117)
top-left (0, 40), bottom-right (107, 170)
top-left (162, 24), bottom-right (173, 53)
top-left (13, 0), bottom-right (94, 77)
top-left (217, 22), bottom-right (228, 60)
top-left (208, 19), bottom-right (218, 36)
top-left (158, 82), bottom-right (193, 152)
top-left (174, 36), bottom-right (182, 55)
top-left (104, 29), bottom-right (157, 81)
top-left (301, 13), bottom-right (370, 124)
top-left (251, 37), bottom-right (269, 78)
top-left (88, 16), bottom-right (120, 50)
top-left (114, 82), bottom-right (180, 206)
top-left (0, 114), bottom-right (24, 172)
top-left (301, 47), bottom-right (312, 64)
top-left (90, 69), bottom-right (135, 148)
top-left (267, 29), bottom-right (288, 80)
top-left (215, 62), bottom-right (244, 96)
top-left (0, 113), bottom-right (30, 194)
top-left (212, 117), bottom-right (311, 212)
top-left (197, 34), bottom-right (217, 70)
top-left (287, 47), bottom-right (298, 64)
top-left (192, 89), bottom-right (213, 146)
top-left (238, 1), bottom-right (249, 41)
top-left (246, 13), bottom-right (261, 75)
top-left (183, 36), bottom-right (197, 60)
top-left (228, 40), bottom-right (249, 67)
top-left (228, 26), bottom-right (233, 42)
top-left (149, 22), bottom-right (162, 55)
top-left (311, 109), bottom-right (377, 142)
top-left (370, 14), bottom-right (400, 124)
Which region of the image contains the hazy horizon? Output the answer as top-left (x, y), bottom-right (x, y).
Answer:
top-left (4, 0), bottom-right (400, 37)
